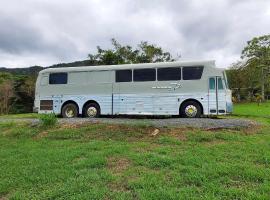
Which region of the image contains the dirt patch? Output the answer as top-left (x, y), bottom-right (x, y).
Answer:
top-left (0, 193), bottom-right (11, 200)
top-left (241, 124), bottom-right (262, 135)
top-left (132, 143), bottom-right (161, 153)
top-left (204, 123), bottom-right (261, 135)
top-left (1, 129), bottom-right (12, 136)
top-left (165, 128), bottom-right (188, 141)
top-left (108, 180), bottom-right (132, 193)
top-left (107, 157), bottom-right (131, 175)
top-left (59, 122), bottom-right (100, 129)
top-left (33, 131), bottom-right (48, 139)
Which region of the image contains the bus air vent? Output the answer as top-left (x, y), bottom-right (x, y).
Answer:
top-left (210, 109), bottom-right (216, 113)
top-left (40, 100), bottom-right (53, 110)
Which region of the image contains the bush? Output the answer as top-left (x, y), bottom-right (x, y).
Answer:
top-left (39, 113), bottom-right (57, 127)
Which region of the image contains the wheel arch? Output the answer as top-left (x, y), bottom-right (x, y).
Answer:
top-left (82, 100), bottom-right (101, 113)
top-left (179, 99), bottom-right (204, 115)
top-left (61, 100), bottom-right (79, 112)
top-left (61, 100), bottom-right (79, 116)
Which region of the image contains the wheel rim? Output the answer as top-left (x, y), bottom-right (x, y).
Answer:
top-left (65, 106), bottom-right (75, 118)
top-left (87, 106), bottom-right (97, 117)
top-left (184, 105), bottom-right (197, 117)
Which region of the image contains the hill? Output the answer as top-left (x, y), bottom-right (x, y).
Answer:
top-left (0, 59), bottom-right (96, 75)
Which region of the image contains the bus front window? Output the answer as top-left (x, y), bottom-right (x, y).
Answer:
top-left (223, 71), bottom-right (229, 89)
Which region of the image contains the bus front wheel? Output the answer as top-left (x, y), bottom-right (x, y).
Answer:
top-left (180, 101), bottom-right (202, 118)
top-left (83, 103), bottom-right (100, 118)
top-left (62, 103), bottom-right (78, 118)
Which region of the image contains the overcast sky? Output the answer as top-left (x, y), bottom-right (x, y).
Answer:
top-left (0, 0), bottom-right (269, 68)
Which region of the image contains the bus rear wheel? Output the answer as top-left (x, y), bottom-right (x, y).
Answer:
top-left (83, 103), bottom-right (100, 118)
top-left (180, 101), bottom-right (202, 118)
top-left (62, 103), bottom-right (78, 118)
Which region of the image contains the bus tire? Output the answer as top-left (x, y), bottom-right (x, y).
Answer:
top-left (180, 101), bottom-right (202, 118)
top-left (83, 103), bottom-right (100, 118)
top-left (61, 103), bottom-right (78, 118)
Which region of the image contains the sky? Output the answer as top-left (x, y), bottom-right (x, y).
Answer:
top-left (0, 0), bottom-right (269, 68)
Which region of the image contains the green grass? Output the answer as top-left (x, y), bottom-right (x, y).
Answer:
top-left (232, 101), bottom-right (270, 124)
top-left (0, 103), bottom-right (270, 199)
top-left (0, 113), bottom-right (39, 119)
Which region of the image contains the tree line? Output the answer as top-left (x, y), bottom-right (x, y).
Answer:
top-left (226, 34), bottom-right (270, 101)
top-left (0, 35), bottom-right (269, 115)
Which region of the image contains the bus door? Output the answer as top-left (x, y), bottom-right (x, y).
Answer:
top-left (208, 76), bottom-right (226, 115)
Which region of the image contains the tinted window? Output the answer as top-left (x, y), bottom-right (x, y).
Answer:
top-left (134, 68), bottom-right (156, 82)
top-left (157, 67), bottom-right (181, 81)
top-left (49, 73), bottom-right (67, 84)
top-left (209, 78), bottom-right (215, 90)
top-left (218, 78), bottom-right (224, 90)
top-left (183, 66), bottom-right (204, 80)
top-left (116, 70), bottom-right (132, 82)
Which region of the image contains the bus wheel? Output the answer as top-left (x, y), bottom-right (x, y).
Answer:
top-left (180, 101), bottom-right (202, 118)
top-left (83, 103), bottom-right (100, 118)
top-left (62, 103), bottom-right (78, 118)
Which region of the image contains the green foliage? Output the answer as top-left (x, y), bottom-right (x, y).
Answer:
top-left (0, 72), bottom-right (13, 84)
top-left (39, 113), bottom-right (57, 127)
top-left (0, 72), bottom-right (38, 114)
top-left (88, 38), bottom-right (174, 65)
top-left (241, 34), bottom-right (270, 61)
top-left (227, 34), bottom-right (270, 101)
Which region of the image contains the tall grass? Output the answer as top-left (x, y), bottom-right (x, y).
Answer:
top-left (39, 113), bottom-right (57, 127)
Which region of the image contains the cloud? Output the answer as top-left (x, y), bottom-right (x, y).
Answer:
top-left (0, 0), bottom-right (269, 68)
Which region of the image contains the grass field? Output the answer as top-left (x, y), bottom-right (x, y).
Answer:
top-left (233, 101), bottom-right (270, 117)
top-left (232, 101), bottom-right (270, 124)
top-left (0, 103), bottom-right (270, 199)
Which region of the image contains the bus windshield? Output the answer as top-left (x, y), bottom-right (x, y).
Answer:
top-left (223, 71), bottom-right (229, 89)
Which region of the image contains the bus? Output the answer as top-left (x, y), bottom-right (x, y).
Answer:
top-left (33, 60), bottom-right (233, 118)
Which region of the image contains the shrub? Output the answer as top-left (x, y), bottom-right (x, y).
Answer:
top-left (39, 113), bottom-right (57, 127)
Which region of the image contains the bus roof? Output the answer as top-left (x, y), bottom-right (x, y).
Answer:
top-left (40, 60), bottom-right (216, 74)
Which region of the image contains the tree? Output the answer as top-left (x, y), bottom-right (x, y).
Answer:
top-left (0, 73), bottom-right (15, 114)
top-left (239, 35), bottom-right (270, 100)
top-left (241, 34), bottom-right (270, 61)
top-left (88, 39), bottom-right (174, 65)
top-left (12, 75), bottom-right (37, 113)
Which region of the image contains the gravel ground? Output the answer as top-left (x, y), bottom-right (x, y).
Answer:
top-left (0, 116), bottom-right (258, 129)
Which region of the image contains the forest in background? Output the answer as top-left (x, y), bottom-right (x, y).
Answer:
top-left (0, 35), bottom-right (269, 114)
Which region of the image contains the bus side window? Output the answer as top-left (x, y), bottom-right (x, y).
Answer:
top-left (218, 77), bottom-right (224, 90)
top-left (49, 73), bottom-right (68, 84)
top-left (40, 76), bottom-right (48, 86)
top-left (209, 78), bottom-right (215, 90)
top-left (116, 70), bottom-right (132, 82)
top-left (183, 66), bottom-right (204, 80)
top-left (157, 67), bottom-right (181, 81)
top-left (133, 68), bottom-right (156, 82)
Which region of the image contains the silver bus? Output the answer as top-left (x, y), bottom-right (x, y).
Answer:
top-left (34, 60), bottom-right (233, 118)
